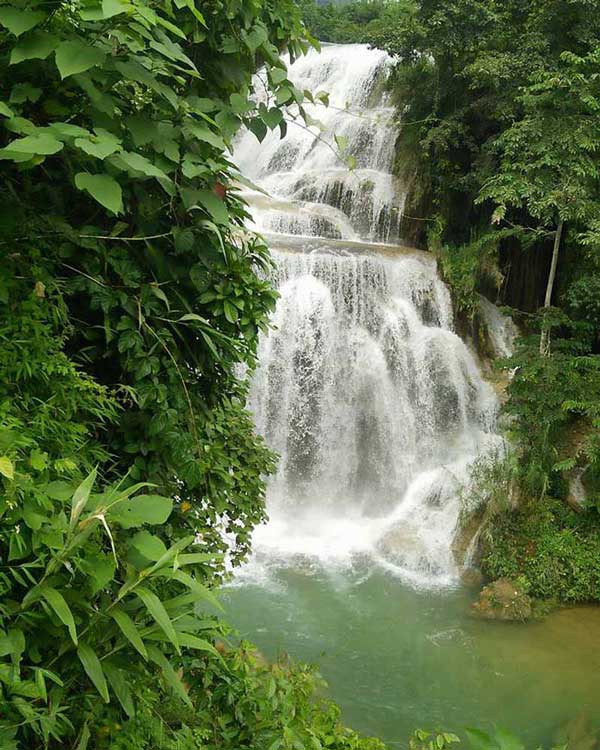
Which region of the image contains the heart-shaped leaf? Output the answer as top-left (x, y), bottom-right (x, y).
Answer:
top-left (55, 40), bottom-right (105, 79)
top-left (75, 172), bottom-right (123, 215)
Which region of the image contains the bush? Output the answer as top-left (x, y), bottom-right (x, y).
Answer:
top-left (481, 498), bottom-right (600, 602)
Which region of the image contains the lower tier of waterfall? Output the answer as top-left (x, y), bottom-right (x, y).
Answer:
top-left (241, 237), bottom-right (504, 588)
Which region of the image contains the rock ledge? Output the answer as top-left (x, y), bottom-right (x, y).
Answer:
top-left (472, 578), bottom-right (532, 621)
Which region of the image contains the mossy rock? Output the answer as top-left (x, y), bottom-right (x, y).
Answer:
top-left (472, 578), bottom-right (532, 621)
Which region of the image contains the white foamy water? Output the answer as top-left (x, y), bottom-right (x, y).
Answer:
top-left (232, 45), bottom-right (504, 588)
top-left (478, 295), bottom-right (518, 358)
top-left (235, 43), bottom-right (404, 243)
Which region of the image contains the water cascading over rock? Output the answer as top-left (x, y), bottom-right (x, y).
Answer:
top-left (235, 44), bottom-right (503, 587)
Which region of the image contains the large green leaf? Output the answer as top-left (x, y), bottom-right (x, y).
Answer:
top-left (229, 92), bottom-right (253, 115)
top-left (185, 122), bottom-right (226, 149)
top-left (0, 629), bottom-right (25, 660)
top-left (77, 643), bottom-right (109, 702)
top-left (110, 493), bottom-right (172, 528)
top-left (83, 554), bottom-right (116, 596)
top-left (130, 530), bottom-right (167, 561)
top-left (41, 587), bottom-right (77, 645)
top-left (114, 151), bottom-right (169, 180)
top-left (245, 24), bottom-right (268, 53)
top-left (74, 129), bottom-right (121, 159)
top-left (101, 0), bottom-right (133, 18)
top-left (110, 607), bottom-right (147, 660)
top-left (55, 40), bottom-right (105, 79)
top-left (74, 172), bottom-right (123, 215)
top-left (135, 586), bottom-right (179, 652)
top-left (0, 8), bottom-right (46, 36)
top-left (49, 122), bottom-right (91, 139)
top-left (104, 662), bottom-right (135, 717)
top-left (4, 133), bottom-right (63, 156)
top-left (70, 468), bottom-right (96, 529)
top-left (147, 645), bottom-right (192, 707)
top-left (192, 190), bottom-right (229, 225)
top-left (0, 456), bottom-right (14, 480)
top-left (10, 32), bottom-right (58, 64)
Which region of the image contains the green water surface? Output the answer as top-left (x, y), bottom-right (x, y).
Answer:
top-left (224, 566), bottom-right (600, 748)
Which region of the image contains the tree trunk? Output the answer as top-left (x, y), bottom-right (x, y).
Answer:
top-left (539, 220), bottom-right (564, 356)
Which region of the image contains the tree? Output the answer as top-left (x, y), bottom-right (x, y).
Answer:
top-left (478, 48), bottom-right (600, 354)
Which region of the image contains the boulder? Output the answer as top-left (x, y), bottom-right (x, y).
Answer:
top-left (472, 578), bottom-right (532, 621)
top-left (461, 567), bottom-right (484, 588)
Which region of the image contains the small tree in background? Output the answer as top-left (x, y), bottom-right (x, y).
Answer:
top-left (478, 48), bottom-right (600, 354)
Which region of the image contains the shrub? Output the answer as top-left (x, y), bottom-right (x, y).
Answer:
top-left (481, 498), bottom-right (600, 602)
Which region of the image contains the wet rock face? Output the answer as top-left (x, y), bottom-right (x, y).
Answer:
top-left (472, 578), bottom-right (532, 621)
top-left (461, 567), bottom-right (484, 588)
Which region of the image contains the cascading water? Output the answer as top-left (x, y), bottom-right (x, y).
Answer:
top-left (235, 43), bottom-right (403, 243)
top-left (234, 44), bottom-right (503, 587)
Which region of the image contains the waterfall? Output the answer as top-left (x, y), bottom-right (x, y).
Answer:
top-left (235, 43), bottom-right (403, 243)
top-left (234, 44), bottom-right (503, 587)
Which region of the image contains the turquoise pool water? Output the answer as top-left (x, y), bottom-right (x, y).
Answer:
top-left (224, 565), bottom-right (600, 748)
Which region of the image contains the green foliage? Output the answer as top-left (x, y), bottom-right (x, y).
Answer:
top-left (409, 730), bottom-right (460, 750)
top-left (297, 0), bottom-right (410, 45)
top-left (478, 47), bottom-right (600, 232)
top-left (437, 228), bottom-right (515, 317)
top-left (481, 497), bottom-right (600, 603)
top-left (501, 338), bottom-right (600, 499)
top-left (0, 0), bottom-right (388, 747)
top-left (85, 642), bottom-right (386, 750)
top-left (0, 0), bottom-right (319, 568)
top-left (0, 459), bottom-right (224, 746)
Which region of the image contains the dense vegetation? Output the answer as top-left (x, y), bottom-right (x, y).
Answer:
top-left (301, 0), bottom-right (600, 601)
top-left (0, 0), bottom-right (386, 747)
top-left (296, 0), bottom-right (403, 44)
top-left (481, 497), bottom-right (600, 602)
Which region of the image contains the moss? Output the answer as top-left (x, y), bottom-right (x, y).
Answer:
top-left (480, 498), bottom-right (600, 602)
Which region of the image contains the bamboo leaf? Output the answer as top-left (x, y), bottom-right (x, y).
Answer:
top-left (147, 645), bottom-right (191, 706)
top-left (171, 570), bottom-right (223, 611)
top-left (176, 632), bottom-right (221, 658)
top-left (177, 552), bottom-right (223, 566)
top-left (70, 468), bottom-right (97, 529)
top-left (135, 586), bottom-right (179, 653)
top-left (146, 535), bottom-right (194, 575)
top-left (77, 642), bottom-right (109, 702)
top-left (41, 588), bottom-right (77, 645)
top-left (110, 607), bottom-right (147, 660)
top-left (75, 723), bottom-right (91, 750)
top-left (104, 661), bottom-right (135, 717)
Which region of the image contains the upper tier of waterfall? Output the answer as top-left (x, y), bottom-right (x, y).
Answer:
top-left (235, 43), bottom-right (404, 243)
top-left (233, 44), bottom-right (503, 587)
